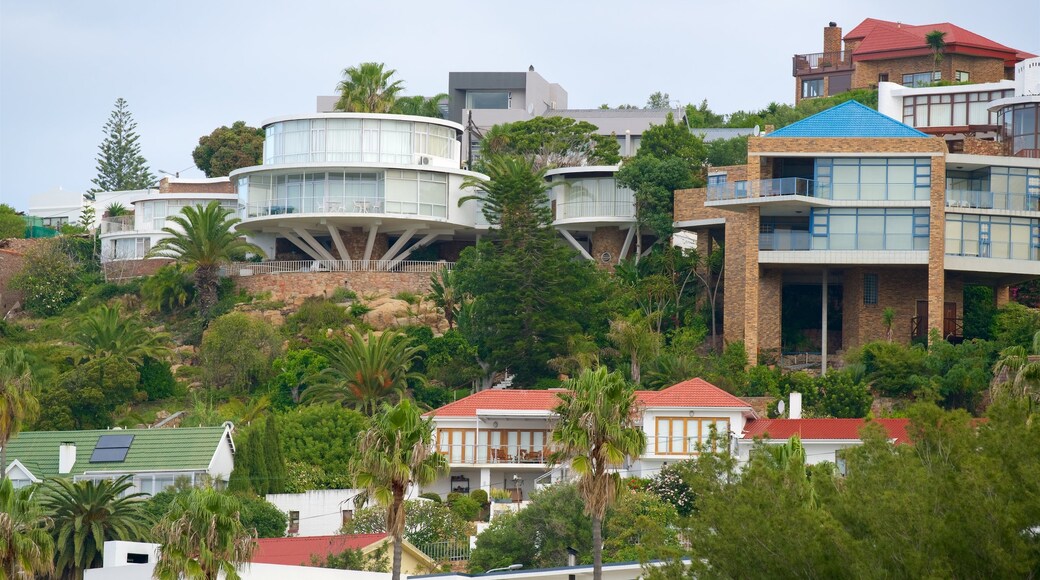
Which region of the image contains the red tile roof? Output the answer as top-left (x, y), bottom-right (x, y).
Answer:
top-left (842, 19), bottom-right (1033, 61)
top-left (426, 378), bottom-right (752, 418)
top-left (742, 418), bottom-right (910, 444)
top-left (252, 534), bottom-right (388, 566)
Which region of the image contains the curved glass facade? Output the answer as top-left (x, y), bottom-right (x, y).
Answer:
top-left (998, 103), bottom-right (1040, 158)
top-left (238, 170), bottom-right (448, 219)
top-left (552, 176), bottom-right (635, 220)
top-left (263, 118), bottom-right (459, 166)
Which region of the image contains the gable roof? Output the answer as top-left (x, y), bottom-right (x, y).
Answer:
top-left (766, 101), bottom-right (928, 138)
top-left (426, 378), bottom-right (752, 418)
top-left (2, 426), bottom-right (231, 480)
top-left (742, 418), bottom-right (910, 444)
top-left (253, 534), bottom-right (389, 566)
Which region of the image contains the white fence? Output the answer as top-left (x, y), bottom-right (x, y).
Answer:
top-left (225, 260), bottom-right (454, 276)
top-left (417, 540), bottom-right (471, 562)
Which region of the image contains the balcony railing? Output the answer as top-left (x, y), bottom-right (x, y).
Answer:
top-left (436, 444), bottom-right (551, 465)
top-left (224, 260), bottom-right (453, 275)
top-left (707, 177), bottom-right (815, 202)
top-left (555, 200), bottom-right (636, 220)
top-left (792, 51), bottom-right (852, 75)
top-left (245, 196), bottom-right (447, 220)
top-left (945, 189), bottom-right (1039, 211)
top-left (99, 216), bottom-right (135, 234)
top-left (759, 231), bottom-right (812, 251)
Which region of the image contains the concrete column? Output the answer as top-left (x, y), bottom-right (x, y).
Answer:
top-left (480, 468), bottom-right (491, 493)
top-left (995, 284), bottom-right (1011, 308)
top-left (821, 269), bottom-right (828, 376)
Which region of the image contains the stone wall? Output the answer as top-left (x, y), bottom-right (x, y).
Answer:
top-left (590, 227), bottom-right (630, 267)
top-left (964, 135), bottom-right (1003, 156)
top-left (158, 178), bottom-right (233, 194)
top-left (232, 270), bottom-right (435, 306)
top-left (103, 258), bottom-right (174, 282)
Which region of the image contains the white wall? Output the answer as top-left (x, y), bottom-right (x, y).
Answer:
top-left (265, 489), bottom-right (366, 536)
top-left (208, 428), bottom-right (235, 482)
top-left (736, 439), bottom-right (850, 467)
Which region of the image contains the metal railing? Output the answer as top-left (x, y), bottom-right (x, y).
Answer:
top-left (245, 197), bottom-right (448, 219)
top-left (708, 177), bottom-right (815, 201)
top-left (759, 231), bottom-right (812, 251)
top-left (417, 540), bottom-right (471, 562)
top-left (436, 444), bottom-right (551, 465)
top-left (225, 260), bottom-right (454, 276)
top-left (792, 51), bottom-right (851, 75)
top-left (555, 200), bottom-right (636, 220)
top-left (945, 189), bottom-right (1038, 211)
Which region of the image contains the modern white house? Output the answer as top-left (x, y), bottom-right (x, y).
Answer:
top-left (546, 165), bottom-right (638, 264)
top-left (265, 489), bottom-right (376, 537)
top-left (2, 424), bottom-right (236, 495)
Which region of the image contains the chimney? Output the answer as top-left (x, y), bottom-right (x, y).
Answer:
top-left (823, 22), bottom-right (842, 55)
top-left (59, 442), bottom-right (76, 474)
top-left (789, 393), bottom-right (803, 420)
top-left (566, 547), bottom-right (579, 567)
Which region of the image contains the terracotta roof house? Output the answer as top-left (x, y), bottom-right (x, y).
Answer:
top-left (2, 425), bottom-right (235, 495)
top-left (253, 534), bottom-right (435, 574)
top-left (792, 19), bottom-right (1035, 103)
top-left (738, 417), bottom-right (912, 472)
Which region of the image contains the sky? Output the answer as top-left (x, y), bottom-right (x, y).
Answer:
top-left (1, 0), bottom-right (1038, 211)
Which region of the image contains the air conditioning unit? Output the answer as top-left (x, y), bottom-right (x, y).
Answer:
top-left (418, 156), bottom-right (431, 165)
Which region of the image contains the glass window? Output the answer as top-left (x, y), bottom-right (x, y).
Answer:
top-left (466, 91), bottom-right (510, 109)
top-left (801, 78), bottom-right (823, 98)
top-left (955, 71), bottom-right (969, 82)
top-left (864, 273), bottom-right (879, 305)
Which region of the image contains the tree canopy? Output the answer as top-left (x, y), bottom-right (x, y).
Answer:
top-left (335, 62), bottom-right (404, 113)
top-left (477, 117), bottom-right (620, 170)
top-left (88, 97), bottom-right (155, 198)
top-left (192, 121), bottom-right (264, 178)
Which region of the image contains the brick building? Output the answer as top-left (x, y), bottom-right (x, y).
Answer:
top-left (674, 100), bottom-right (1040, 367)
top-left (793, 19), bottom-right (1035, 103)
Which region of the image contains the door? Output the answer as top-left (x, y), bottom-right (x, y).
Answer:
top-left (914, 300), bottom-right (928, 339)
top-left (943, 302), bottom-right (958, 339)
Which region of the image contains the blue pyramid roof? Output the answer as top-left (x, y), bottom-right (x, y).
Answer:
top-left (766, 101), bottom-right (928, 138)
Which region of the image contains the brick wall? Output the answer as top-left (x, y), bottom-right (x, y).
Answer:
top-left (590, 226), bottom-right (630, 267)
top-left (748, 136), bottom-right (948, 155)
top-left (843, 267), bottom-right (929, 349)
top-left (158, 178), bottom-right (233, 194)
top-left (850, 54), bottom-right (1007, 90)
top-left (964, 136), bottom-right (1003, 156)
top-left (232, 270), bottom-right (434, 306)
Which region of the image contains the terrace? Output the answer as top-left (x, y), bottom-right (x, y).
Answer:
top-left (792, 51), bottom-right (852, 76)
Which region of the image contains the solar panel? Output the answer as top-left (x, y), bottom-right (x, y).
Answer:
top-left (96, 434), bottom-right (135, 449)
top-left (90, 447), bottom-right (130, 463)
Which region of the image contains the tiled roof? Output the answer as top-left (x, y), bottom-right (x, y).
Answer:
top-left (766, 101), bottom-right (928, 138)
top-left (253, 534), bottom-right (388, 566)
top-left (742, 418), bottom-right (910, 444)
top-left (843, 18), bottom-right (899, 40)
top-left (426, 378), bottom-right (752, 418)
top-left (2, 426), bottom-right (230, 480)
top-left (844, 19), bottom-right (1031, 61)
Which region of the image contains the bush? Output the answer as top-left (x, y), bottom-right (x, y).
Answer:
top-left (420, 492), bottom-right (443, 503)
top-left (744, 365), bottom-right (781, 397)
top-left (450, 495), bottom-right (482, 522)
top-left (394, 290), bottom-right (421, 304)
top-left (199, 312), bottom-right (281, 392)
top-left (813, 371), bottom-right (872, 418)
top-left (330, 287), bottom-right (357, 302)
top-left (347, 500), bottom-right (468, 546)
top-left (469, 489), bottom-right (489, 505)
top-left (267, 349), bottom-right (328, 409)
top-left (853, 341), bottom-right (929, 397)
top-left (10, 238), bottom-right (83, 316)
top-left (992, 303), bottom-right (1040, 349)
top-left (138, 356), bottom-right (177, 400)
top-left (142, 264), bottom-right (195, 312)
top-left (348, 303), bottom-right (371, 318)
top-left (283, 297), bottom-right (352, 337)
top-left (278, 405), bottom-right (368, 490)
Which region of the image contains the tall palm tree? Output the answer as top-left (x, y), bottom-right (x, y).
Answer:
top-left (42, 475), bottom-right (150, 579)
top-left (390, 93), bottom-right (447, 118)
top-left (351, 400), bottom-right (447, 580)
top-left (428, 268), bottom-right (460, 330)
top-left (0, 348), bottom-right (39, 477)
top-left (153, 488), bottom-right (257, 580)
top-left (148, 201), bottom-right (264, 317)
top-left (303, 328), bottom-right (424, 415)
top-left (71, 304), bottom-right (169, 366)
top-left (335, 63), bottom-right (405, 113)
top-left (550, 367), bottom-right (647, 580)
top-left (607, 312), bottom-right (661, 384)
top-left (925, 30), bottom-right (947, 83)
top-left (0, 478), bottom-right (54, 579)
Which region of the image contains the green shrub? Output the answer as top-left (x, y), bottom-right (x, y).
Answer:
top-left (283, 297), bottom-right (352, 337)
top-left (420, 492), bottom-right (443, 503)
top-left (394, 290), bottom-right (421, 304)
top-left (349, 303), bottom-right (371, 318)
top-left (852, 341), bottom-right (929, 397)
top-left (450, 495), bottom-right (482, 522)
top-left (142, 264), bottom-right (194, 312)
top-left (138, 356), bottom-right (176, 400)
top-left (744, 365), bottom-right (781, 397)
top-left (469, 489), bottom-right (489, 505)
top-left (445, 492), bottom-right (461, 504)
top-left (330, 287), bottom-right (357, 302)
top-left (267, 349), bottom-right (328, 408)
top-left (199, 312), bottom-right (281, 392)
top-left (814, 371), bottom-right (872, 418)
top-left (10, 238), bottom-right (83, 316)
top-left (992, 303), bottom-right (1040, 349)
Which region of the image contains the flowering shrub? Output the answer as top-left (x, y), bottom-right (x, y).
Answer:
top-left (646, 462), bottom-right (697, 516)
top-left (10, 239), bottom-right (83, 316)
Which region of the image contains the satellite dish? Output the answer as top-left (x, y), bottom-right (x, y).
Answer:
top-left (777, 400), bottom-right (786, 416)
top-left (753, 124), bottom-right (761, 137)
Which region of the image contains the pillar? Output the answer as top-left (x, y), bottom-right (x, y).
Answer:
top-left (743, 206), bottom-right (761, 365)
top-left (995, 284), bottom-right (1011, 308)
top-left (480, 468), bottom-right (491, 493)
top-left (927, 154), bottom-right (947, 344)
top-left (821, 269), bottom-right (828, 376)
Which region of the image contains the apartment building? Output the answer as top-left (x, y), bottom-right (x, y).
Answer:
top-left (793, 18), bottom-right (1033, 103)
top-left (674, 94), bottom-right (1040, 366)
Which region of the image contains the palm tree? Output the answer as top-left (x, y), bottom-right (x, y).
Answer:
top-left (550, 367), bottom-right (647, 580)
top-left (148, 201), bottom-right (264, 317)
top-left (428, 269), bottom-right (460, 330)
top-left (304, 328), bottom-right (424, 415)
top-left (925, 30), bottom-right (947, 84)
top-left (153, 488), bottom-right (257, 580)
top-left (42, 475), bottom-right (150, 579)
top-left (335, 63), bottom-right (405, 113)
top-left (103, 202), bottom-right (129, 218)
top-left (0, 348), bottom-right (39, 477)
top-left (993, 330), bottom-right (1040, 405)
top-left (71, 304), bottom-right (169, 366)
top-left (607, 312), bottom-right (661, 384)
top-left (390, 93), bottom-right (447, 118)
top-left (141, 264), bottom-right (195, 313)
top-left (0, 478), bottom-right (55, 579)
top-left (351, 400), bottom-right (447, 580)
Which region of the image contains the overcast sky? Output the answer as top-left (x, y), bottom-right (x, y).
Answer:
top-left (1, 0), bottom-right (1037, 211)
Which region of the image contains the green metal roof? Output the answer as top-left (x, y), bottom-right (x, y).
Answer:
top-left (3, 426), bottom-right (231, 480)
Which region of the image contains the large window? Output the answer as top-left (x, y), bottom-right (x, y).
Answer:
top-left (945, 214), bottom-right (1040, 260)
top-left (243, 170), bottom-right (447, 218)
top-left (998, 103), bottom-right (1040, 158)
top-left (815, 158), bottom-right (930, 201)
top-left (655, 417), bottom-right (730, 455)
top-left (465, 91), bottom-right (510, 109)
top-left (902, 71), bottom-right (940, 88)
top-left (554, 176), bottom-right (635, 220)
top-left (902, 90), bottom-right (1014, 128)
top-left (811, 208), bottom-right (929, 251)
top-left (946, 166), bottom-right (1040, 210)
top-left (263, 118), bottom-right (458, 165)
top-left (801, 78), bottom-right (823, 99)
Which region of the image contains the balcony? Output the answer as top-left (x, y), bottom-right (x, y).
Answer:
top-left (245, 195), bottom-right (447, 220)
top-left (555, 200), bottom-right (636, 221)
top-left (945, 189), bottom-right (1039, 212)
top-left (707, 177), bottom-right (816, 202)
top-left (792, 51), bottom-right (852, 76)
top-left (436, 444), bottom-right (551, 466)
top-left (759, 231), bottom-right (812, 251)
top-left (99, 216), bottom-right (135, 234)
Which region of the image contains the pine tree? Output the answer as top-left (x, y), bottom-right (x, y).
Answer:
top-left (87, 98), bottom-right (155, 199)
top-left (247, 427), bottom-right (270, 495)
top-left (263, 414), bottom-right (287, 493)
